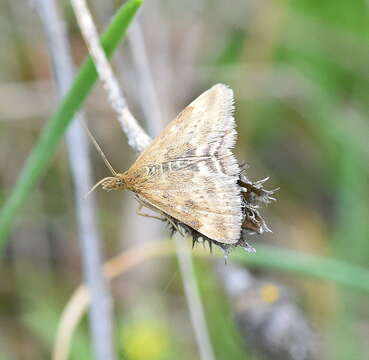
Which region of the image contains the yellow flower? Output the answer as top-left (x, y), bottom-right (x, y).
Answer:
top-left (123, 321), bottom-right (169, 360)
top-left (260, 283), bottom-right (280, 304)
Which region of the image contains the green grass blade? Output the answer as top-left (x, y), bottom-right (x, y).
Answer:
top-left (0, 0), bottom-right (142, 252)
top-left (231, 245), bottom-right (369, 294)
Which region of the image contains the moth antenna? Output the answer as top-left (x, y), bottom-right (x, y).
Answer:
top-left (84, 177), bottom-right (114, 198)
top-left (83, 123), bottom-right (117, 176)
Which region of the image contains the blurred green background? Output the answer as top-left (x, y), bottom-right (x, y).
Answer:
top-left (0, 0), bottom-right (368, 359)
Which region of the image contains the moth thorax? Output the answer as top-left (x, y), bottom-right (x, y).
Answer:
top-left (102, 174), bottom-right (126, 191)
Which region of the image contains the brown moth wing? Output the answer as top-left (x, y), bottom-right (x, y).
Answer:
top-left (126, 84), bottom-right (242, 243)
top-left (134, 168), bottom-right (242, 243)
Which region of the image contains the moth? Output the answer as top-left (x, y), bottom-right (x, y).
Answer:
top-left (88, 84), bottom-right (276, 254)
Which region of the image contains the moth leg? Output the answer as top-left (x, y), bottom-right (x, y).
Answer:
top-left (165, 216), bottom-right (185, 237)
top-left (136, 203), bottom-right (165, 221)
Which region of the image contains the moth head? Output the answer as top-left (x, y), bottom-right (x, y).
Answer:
top-left (85, 174), bottom-right (127, 197)
top-left (101, 174), bottom-right (127, 191)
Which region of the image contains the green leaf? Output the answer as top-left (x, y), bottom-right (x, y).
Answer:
top-left (231, 245), bottom-right (369, 294)
top-left (0, 0), bottom-right (142, 252)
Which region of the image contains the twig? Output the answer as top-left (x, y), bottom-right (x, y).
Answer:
top-left (70, 0), bottom-right (151, 153)
top-left (34, 1), bottom-right (115, 359)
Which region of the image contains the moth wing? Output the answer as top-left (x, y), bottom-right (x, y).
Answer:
top-left (126, 84), bottom-right (242, 243)
top-left (131, 83), bottom-right (239, 172)
top-left (135, 164), bottom-right (242, 243)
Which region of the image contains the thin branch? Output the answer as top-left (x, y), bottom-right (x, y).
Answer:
top-left (70, 0), bottom-right (151, 153)
top-left (34, 1), bottom-right (115, 359)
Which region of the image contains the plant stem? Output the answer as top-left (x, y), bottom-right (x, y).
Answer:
top-left (174, 236), bottom-right (215, 360)
top-left (70, 0), bottom-right (150, 153)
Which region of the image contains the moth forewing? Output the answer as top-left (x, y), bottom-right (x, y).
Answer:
top-left (132, 172), bottom-right (242, 243)
top-left (126, 84), bottom-right (243, 244)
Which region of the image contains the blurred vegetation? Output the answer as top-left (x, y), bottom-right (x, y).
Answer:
top-left (0, 0), bottom-right (368, 359)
